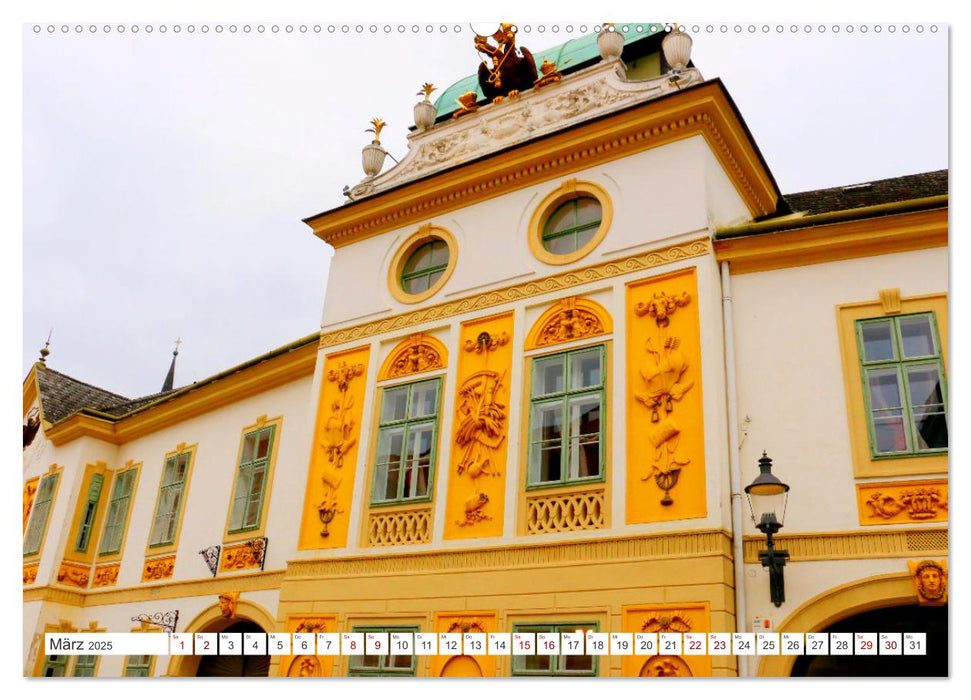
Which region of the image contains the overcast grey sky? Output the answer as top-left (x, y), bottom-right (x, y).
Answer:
top-left (22, 21), bottom-right (947, 400)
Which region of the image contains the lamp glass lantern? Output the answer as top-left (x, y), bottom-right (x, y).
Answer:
top-left (744, 452), bottom-right (789, 534)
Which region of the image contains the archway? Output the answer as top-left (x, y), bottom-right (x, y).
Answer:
top-left (164, 598), bottom-right (277, 677)
top-left (196, 620), bottom-right (270, 677)
top-left (757, 572), bottom-right (944, 677)
top-left (790, 605), bottom-right (946, 677)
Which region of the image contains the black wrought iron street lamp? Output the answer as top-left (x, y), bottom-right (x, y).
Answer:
top-left (744, 452), bottom-right (790, 607)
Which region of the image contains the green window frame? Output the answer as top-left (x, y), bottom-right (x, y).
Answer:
top-left (511, 622), bottom-right (599, 677)
top-left (72, 655), bottom-right (97, 677)
top-left (23, 472), bottom-right (59, 556)
top-left (400, 239), bottom-right (449, 295)
top-left (856, 312), bottom-right (948, 458)
top-left (228, 425), bottom-right (276, 533)
top-left (541, 197), bottom-right (602, 255)
top-left (99, 468), bottom-right (137, 556)
top-left (528, 346), bottom-right (605, 487)
top-left (41, 655), bottom-right (69, 677)
top-left (74, 474), bottom-right (105, 553)
top-left (371, 378), bottom-right (441, 505)
top-left (123, 655), bottom-right (153, 677)
top-left (347, 626), bottom-right (418, 677)
top-left (149, 452), bottom-right (190, 548)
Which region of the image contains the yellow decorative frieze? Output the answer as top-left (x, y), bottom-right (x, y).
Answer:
top-left (445, 313), bottom-right (514, 539)
top-left (378, 333), bottom-right (447, 380)
top-left (743, 527), bottom-right (948, 563)
top-left (23, 564), bottom-right (39, 585)
top-left (908, 559), bottom-right (947, 605)
top-left (857, 479), bottom-right (948, 525)
top-left (525, 488), bottom-right (605, 535)
top-left (91, 563), bottom-right (120, 588)
top-left (56, 561), bottom-right (91, 588)
top-left (220, 542), bottom-right (264, 572)
top-left (525, 296), bottom-right (612, 349)
top-left (623, 603), bottom-right (711, 677)
top-left (367, 507), bottom-right (432, 547)
top-left (627, 268), bottom-right (707, 523)
top-left (319, 238), bottom-right (710, 348)
top-left (142, 555), bottom-right (176, 582)
top-left (299, 346), bottom-right (371, 550)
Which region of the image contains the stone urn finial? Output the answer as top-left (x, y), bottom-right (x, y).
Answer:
top-left (414, 83), bottom-right (437, 130)
top-left (662, 24), bottom-right (693, 72)
top-left (597, 23), bottom-right (624, 61)
top-left (362, 117), bottom-right (387, 178)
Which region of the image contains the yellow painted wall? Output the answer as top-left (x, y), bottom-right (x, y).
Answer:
top-left (626, 268), bottom-right (707, 523)
top-left (444, 313), bottom-right (515, 539)
top-left (299, 346), bottom-right (371, 549)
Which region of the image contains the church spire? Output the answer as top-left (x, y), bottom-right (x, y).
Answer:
top-left (162, 338), bottom-right (181, 392)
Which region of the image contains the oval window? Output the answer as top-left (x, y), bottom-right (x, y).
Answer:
top-left (542, 197), bottom-right (603, 255)
top-left (400, 239), bottom-right (450, 295)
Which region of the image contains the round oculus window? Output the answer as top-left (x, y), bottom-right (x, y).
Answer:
top-left (541, 197), bottom-right (603, 255)
top-left (400, 239), bottom-right (450, 295)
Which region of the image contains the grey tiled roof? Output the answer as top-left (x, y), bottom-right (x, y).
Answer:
top-left (33, 364), bottom-right (177, 423)
top-left (781, 170), bottom-right (948, 216)
top-left (34, 364), bottom-right (131, 424)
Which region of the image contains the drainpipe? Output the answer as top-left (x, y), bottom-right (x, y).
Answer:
top-left (721, 260), bottom-right (749, 677)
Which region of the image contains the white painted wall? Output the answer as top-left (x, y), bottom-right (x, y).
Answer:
top-left (321, 136), bottom-right (739, 329)
top-left (730, 248), bottom-right (948, 535)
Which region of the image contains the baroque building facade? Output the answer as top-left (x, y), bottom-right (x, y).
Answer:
top-left (23, 26), bottom-right (947, 677)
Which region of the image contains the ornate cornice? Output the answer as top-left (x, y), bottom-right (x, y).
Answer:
top-left (287, 529), bottom-right (732, 578)
top-left (355, 63), bottom-right (705, 200)
top-left (306, 81), bottom-right (778, 248)
top-left (320, 237), bottom-right (709, 349)
top-left (22, 570), bottom-right (285, 606)
top-left (742, 527), bottom-right (948, 563)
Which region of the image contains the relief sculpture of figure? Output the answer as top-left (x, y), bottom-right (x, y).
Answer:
top-left (455, 369), bottom-right (507, 526)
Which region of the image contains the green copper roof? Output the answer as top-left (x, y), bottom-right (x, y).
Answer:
top-left (433, 24), bottom-right (665, 119)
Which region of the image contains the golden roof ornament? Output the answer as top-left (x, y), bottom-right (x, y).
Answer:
top-left (418, 82), bottom-right (436, 101)
top-left (534, 57), bottom-right (566, 89)
top-left (452, 91), bottom-right (480, 119)
top-left (365, 117), bottom-right (386, 145)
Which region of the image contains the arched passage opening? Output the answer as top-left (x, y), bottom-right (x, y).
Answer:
top-left (196, 619), bottom-right (270, 677)
top-left (164, 599), bottom-right (277, 677)
top-left (790, 604), bottom-right (946, 677)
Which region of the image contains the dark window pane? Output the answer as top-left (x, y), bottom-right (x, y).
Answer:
top-left (899, 315), bottom-right (935, 358)
top-left (868, 369), bottom-right (902, 409)
top-left (874, 415), bottom-right (909, 453)
top-left (574, 197), bottom-right (601, 227)
top-left (913, 409), bottom-right (948, 450)
top-left (861, 321), bottom-right (896, 362)
top-left (907, 366), bottom-right (944, 407)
